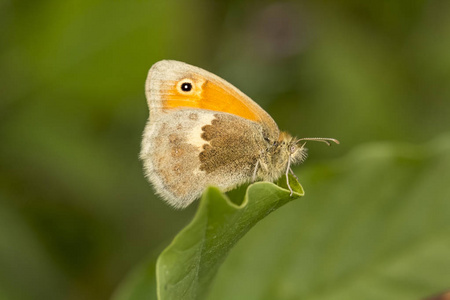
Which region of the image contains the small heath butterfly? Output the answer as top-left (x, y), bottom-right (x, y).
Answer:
top-left (140, 60), bottom-right (339, 208)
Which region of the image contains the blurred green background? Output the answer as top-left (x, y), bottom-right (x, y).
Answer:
top-left (1, 0), bottom-right (450, 299)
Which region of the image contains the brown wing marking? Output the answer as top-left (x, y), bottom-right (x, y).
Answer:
top-left (199, 113), bottom-right (265, 175)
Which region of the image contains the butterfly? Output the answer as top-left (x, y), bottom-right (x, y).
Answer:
top-left (140, 60), bottom-right (339, 208)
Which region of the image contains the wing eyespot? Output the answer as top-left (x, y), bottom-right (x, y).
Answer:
top-left (181, 82), bottom-right (192, 91)
top-left (176, 79), bottom-right (195, 95)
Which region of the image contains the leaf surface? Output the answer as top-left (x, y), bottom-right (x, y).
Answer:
top-left (157, 176), bottom-right (304, 300)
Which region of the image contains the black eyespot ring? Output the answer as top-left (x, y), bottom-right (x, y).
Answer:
top-left (181, 82), bottom-right (192, 92)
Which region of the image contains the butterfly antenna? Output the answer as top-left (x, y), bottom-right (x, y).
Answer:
top-left (295, 137), bottom-right (340, 146)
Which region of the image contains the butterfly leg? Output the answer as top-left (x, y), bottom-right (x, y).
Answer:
top-left (289, 168), bottom-right (299, 182)
top-left (252, 160), bottom-right (260, 182)
top-left (285, 155), bottom-right (294, 196)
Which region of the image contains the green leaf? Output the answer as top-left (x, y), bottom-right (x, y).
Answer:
top-left (114, 135), bottom-right (450, 300)
top-left (206, 135), bottom-right (450, 300)
top-left (157, 176), bottom-right (304, 300)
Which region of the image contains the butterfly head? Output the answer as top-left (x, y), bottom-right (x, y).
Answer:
top-left (272, 133), bottom-right (340, 166)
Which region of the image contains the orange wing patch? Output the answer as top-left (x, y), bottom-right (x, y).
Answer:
top-left (162, 77), bottom-right (261, 122)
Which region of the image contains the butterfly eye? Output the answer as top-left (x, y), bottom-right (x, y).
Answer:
top-left (181, 82), bottom-right (192, 92)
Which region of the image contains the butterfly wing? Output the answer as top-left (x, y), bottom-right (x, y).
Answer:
top-left (141, 109), bottom-right (267, 208)
top-left (144, 60), bottom-right (279, 138)
top-left (141, 60), bottom-right (280, 208)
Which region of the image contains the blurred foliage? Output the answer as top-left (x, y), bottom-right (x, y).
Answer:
top-left (1, 0), bottom-right (450, 299)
